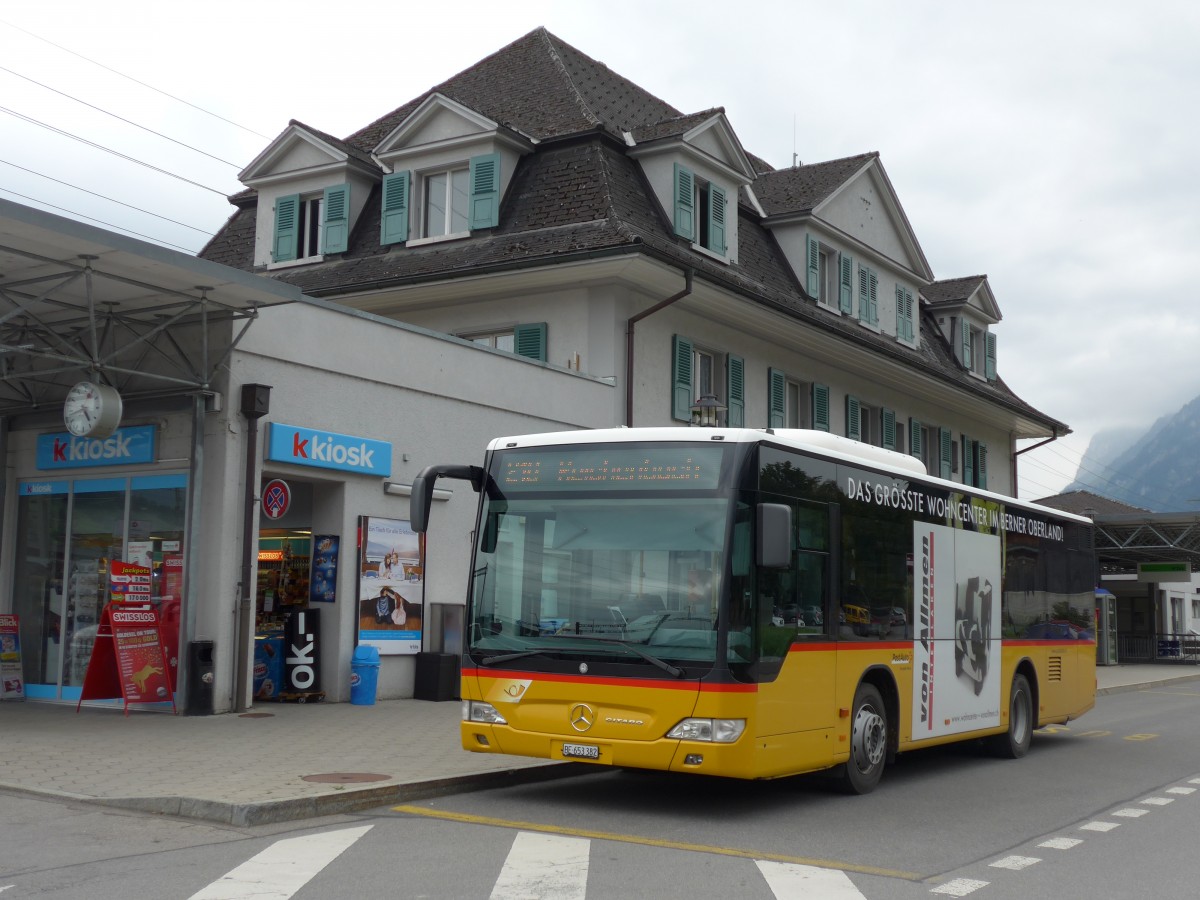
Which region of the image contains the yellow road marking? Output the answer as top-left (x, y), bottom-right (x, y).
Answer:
top-left (1077, 730), bottom-right (1112, 737)
top-left (1124, 733), bottom-right (1159, 741)
top-left (391, 804), bottom-right (922, 881)
top-left (1038, 725), bottom-right (1071, 734)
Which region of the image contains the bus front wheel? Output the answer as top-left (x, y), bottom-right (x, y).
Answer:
top-left (843, 683), bottom-right (887, 794)
top-left (989, 673), bottom-right (1033, 759)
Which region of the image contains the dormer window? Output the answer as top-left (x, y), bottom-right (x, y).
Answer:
top-left (272, 184), bottom-right (350, 264)
top-left (672, 163), bottom-right (727, 257)
top-left (381, 153), bottom-right (500, 247)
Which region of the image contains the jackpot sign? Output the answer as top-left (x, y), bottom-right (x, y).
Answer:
top-left (266, 423), bottom-right (391, 477)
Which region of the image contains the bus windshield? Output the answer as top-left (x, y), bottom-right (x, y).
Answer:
top-left (467, 484), bottom-right (737, 667)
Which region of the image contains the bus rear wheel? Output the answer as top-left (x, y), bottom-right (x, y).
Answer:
top-left (842, 683), bottom-right (887, 794)
top-left (989, 673), bottom-right (1033, 759)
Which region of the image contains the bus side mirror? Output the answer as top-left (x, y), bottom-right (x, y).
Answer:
top-left (757, 503), bottom-right (792, 569)
top-left (409, 464), bottom-right (487, 533)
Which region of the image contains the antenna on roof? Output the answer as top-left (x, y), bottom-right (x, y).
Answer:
top-left (793, 114), bottom-right (797, 168)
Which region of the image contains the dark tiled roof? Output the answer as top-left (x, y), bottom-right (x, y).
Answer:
top-left (1035, 490), bottom-right (1149, 515)
top-left (754, 153), bottom-right (878, 217)
top-left (630, 109), bottom-right (725, 144)
top-left (347, 28), bottom-right (682, 152)
top-left (923, 275), bottom-right (988, 307)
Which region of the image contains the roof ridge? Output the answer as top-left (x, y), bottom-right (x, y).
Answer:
top-left (536, 28), bottom-right (605, 130)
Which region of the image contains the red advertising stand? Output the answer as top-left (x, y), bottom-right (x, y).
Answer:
top-left (77, 561), bottom-right (176, 715)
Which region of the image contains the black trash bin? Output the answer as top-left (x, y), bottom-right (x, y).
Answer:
top-left (414, 652), bottom-right (459, 701)
top-left (186, 640), bottom-right (215, 716)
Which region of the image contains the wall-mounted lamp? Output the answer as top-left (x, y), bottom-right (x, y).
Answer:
top-left (384, 481), bottom-right (452, 501)
top-left (690, 393), bottom-right (726, 428)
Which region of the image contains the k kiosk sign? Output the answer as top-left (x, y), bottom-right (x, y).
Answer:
top-left (37, 426), bottom-right (156, 470)
top-left (266, 423), bottom-right (391, 477)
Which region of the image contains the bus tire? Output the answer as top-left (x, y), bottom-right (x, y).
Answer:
top-left (990, 673), bottom-right (1033, 759)
top-left (843, 683), bottom-right (887, 794)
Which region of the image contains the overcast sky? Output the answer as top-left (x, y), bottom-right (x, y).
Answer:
top-left (3, 1), bottom-right (1196, 503)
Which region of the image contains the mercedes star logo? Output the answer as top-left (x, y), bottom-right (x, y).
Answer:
top-left (569, 703), bottom-right (595, 733)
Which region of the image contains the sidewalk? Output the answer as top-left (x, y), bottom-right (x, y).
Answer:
top-left (1, 664), bottom-right (1195, 827)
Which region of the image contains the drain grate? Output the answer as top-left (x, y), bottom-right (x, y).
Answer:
top-left (302, 773), bottom-right (391, 784)
top-left (239, 712), bottom-right (274, 718)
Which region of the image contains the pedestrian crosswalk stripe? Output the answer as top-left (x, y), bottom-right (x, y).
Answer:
top-left (756, 860), bottom-right (868, 898)
top-left (188, 824), bottom-right (372, 900)
top-left (490, 832), bottom-right (589, 900)
top-left (1039, 837), bottom-right (1082, 849)
top-left (931, 878), bottom-right (989, 896)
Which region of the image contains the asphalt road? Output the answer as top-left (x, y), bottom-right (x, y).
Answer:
top-left (6, 681), bottom-right (1200, 899)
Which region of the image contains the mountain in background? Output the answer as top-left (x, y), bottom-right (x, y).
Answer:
top-left (1066, 397), bottom-right (1200, 511)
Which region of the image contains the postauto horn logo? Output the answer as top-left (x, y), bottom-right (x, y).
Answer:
top-left (266, 423), bottom-right (391, 477)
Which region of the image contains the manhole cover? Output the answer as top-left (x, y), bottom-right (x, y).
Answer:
top-left (239, 713), bottom-right (274, 718)
top-left (302, 773), bottom-right (391, 784)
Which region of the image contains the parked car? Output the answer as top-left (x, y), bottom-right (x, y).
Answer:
top-left (802, 605), bottom-right (823, 626)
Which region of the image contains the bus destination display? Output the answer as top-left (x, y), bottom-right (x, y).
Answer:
top-left (496, 446), bottom-right (725, 491)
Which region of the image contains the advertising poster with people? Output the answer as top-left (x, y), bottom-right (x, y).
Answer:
top-left (911, 523), bottom-right (1001, 740)
top-left (357, 516), bottom-right (423, 655)
top-left (0, 614), bottom-right (24, 700)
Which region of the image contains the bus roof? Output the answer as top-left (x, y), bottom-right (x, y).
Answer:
top-left (484, 427), bottom-right (1093, 525)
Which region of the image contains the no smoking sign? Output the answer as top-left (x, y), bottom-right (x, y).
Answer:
top-left (262, 479), bottom-right (291, 520)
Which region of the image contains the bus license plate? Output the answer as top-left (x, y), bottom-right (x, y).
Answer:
top-left (562, 742), bottom-right (600, 759)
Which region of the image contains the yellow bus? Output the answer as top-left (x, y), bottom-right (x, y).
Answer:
top-left (411, 427), bottom-right (1095, 793)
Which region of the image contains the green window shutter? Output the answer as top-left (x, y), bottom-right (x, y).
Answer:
top-left (940, 428), bottom-right (953, 479)
top-left (845, 395), bottom-right (861, 440)
top-left (727, 355), bottom-right (744, 427)
top-left (468, 153), bottom-right (500, 229)
top-left (672, 335), bottom-right (694, 421)
top-left (962, 435), bottom-right (975, 486)
top-left (768, 368), bottom-right (786, 428)
top-left (812, 383), bottom-right (830, 432)
top-left (904, 289), bottom-right (916, 341)
top-left (707, 184), bottom-right (727, 255)
top-left (858, 265), bottom-right (869, 321)
top-left (868, 270), bottom-right (878, 324)
top-left (806, 234), bottom-right (820, 298)
top-left (978, 442), bottom-right (988, 489)
top-left (985, 332), bottom-right (997, 381)
top-left (272, 193), bottom-right (299, 263)
top-left (839, 254), bottom-right (854, 313)
top-left (896, 285), bottom-right (914, 341)
top-left (673, 164), bottom-right (695, 241)
top-left (882, 408), bottom-right (896, 450)
top-left (321, 184), bottom-right (350, 254)
top-left (380, 171), bottom-right (410, 246)
top-left (514, 323), bottom-right (547, 362)
top-left (910, 418), bottom-right (924, 459)
top-left (960, 320), bottom-right (973, 369)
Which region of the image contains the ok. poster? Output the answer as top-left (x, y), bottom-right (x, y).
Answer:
top-left (357, 516), bottom-right (423, 655)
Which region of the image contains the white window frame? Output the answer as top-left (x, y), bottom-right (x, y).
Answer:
top-left (463, 328), bottom-right (516, 353)
top-left (297, 194), bottom-right (323, 260)
top-left (785, 377), bottom-right (810, 428)
top-left (419, 165), bottom-right (471, 241)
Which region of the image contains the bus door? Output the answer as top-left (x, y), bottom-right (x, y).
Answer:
top-left (750, 497), bottom-right (837, 739)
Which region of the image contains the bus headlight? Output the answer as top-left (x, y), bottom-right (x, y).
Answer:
top-left (666, 718), bottom-right (746, 743)
top-left (462, 700), bottom-right (508, 725)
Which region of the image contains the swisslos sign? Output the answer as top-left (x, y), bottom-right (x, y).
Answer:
top-left (266, 423), bottom-right (391, 477)
top-left (36, 426), bottom-right (157, 470)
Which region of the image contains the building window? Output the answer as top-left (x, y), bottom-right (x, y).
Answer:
top-left (462, 323), bottom-right (546, 362)
top-left (424, 168), bottom-right (470, 238)
top-left (672, 335), bottom-right (727, 421)
top-left (895, 285), bottom-right (915, 343)
top-left (673, 164), bottom-right (727, 256)
top-left (962, 435), bottom-right (988, 489)
top-left (272, 194), bottom-right (322, 263)
top-left (769, 370), bottom-right (824, 429)
top-left (858, 265), bottom-right (879, 326)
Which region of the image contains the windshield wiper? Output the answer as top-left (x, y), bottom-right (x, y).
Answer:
top-left (479, 649), bottom-right (549, 666)
top-left (552, 632), bottom-right (685, 678)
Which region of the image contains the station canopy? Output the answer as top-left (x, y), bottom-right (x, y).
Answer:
top-left (0, 199), bottom-right (302, 419)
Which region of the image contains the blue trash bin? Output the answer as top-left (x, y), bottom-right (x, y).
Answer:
top-left (350, 645), bottom-right (380, 705)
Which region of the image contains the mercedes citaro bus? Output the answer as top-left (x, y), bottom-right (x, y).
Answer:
top-left (411, 428), bottom-right (1095, 793)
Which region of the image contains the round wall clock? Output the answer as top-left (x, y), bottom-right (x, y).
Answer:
top-left (62, 381), bottom-right (123, 438)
